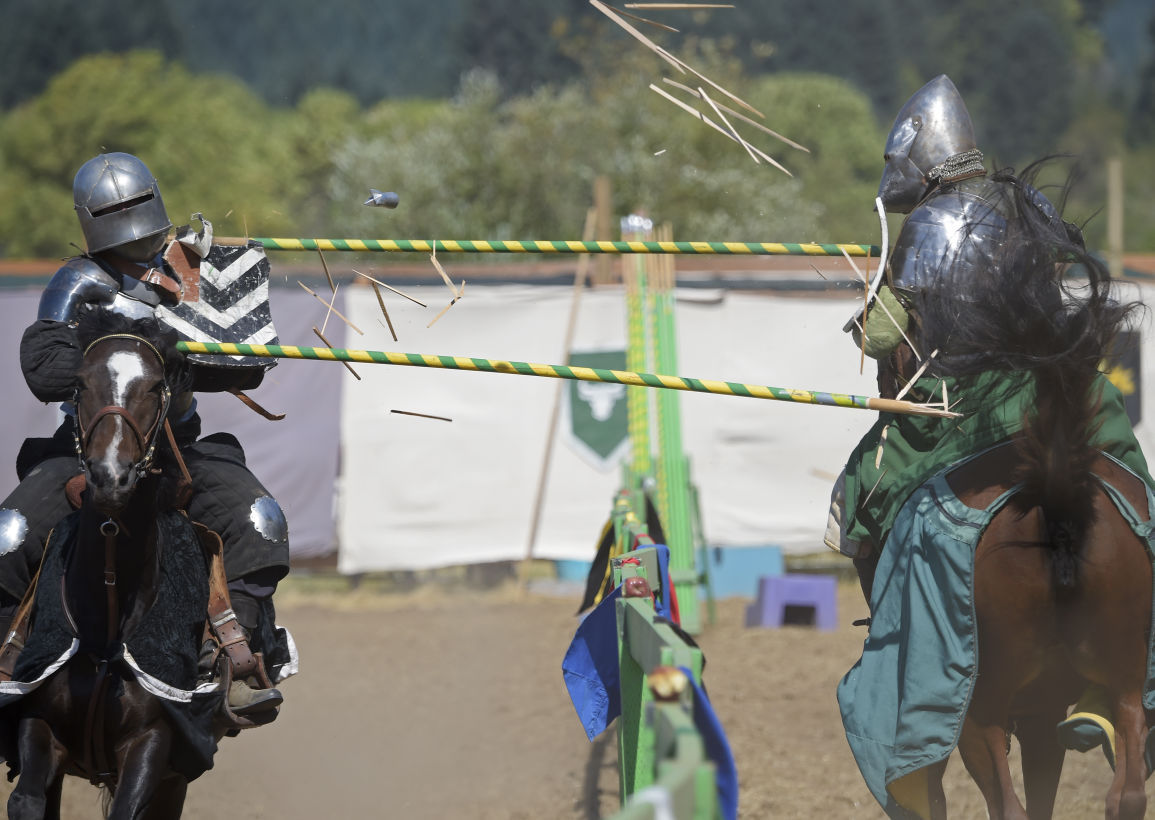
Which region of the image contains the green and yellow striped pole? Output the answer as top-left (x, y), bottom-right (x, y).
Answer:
top-left (175, 341), bottom-right (958, 419)
top-left (221, 237), bottom-right (881, 257)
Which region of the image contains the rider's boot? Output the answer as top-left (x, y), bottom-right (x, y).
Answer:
top-left (1057, 684), bottom-right (1116, 767)
top-left (225, 590), bottom-right (283, 715)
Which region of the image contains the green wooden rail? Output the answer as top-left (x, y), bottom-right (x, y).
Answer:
top-left (604, 494), bottom-right (722, 819)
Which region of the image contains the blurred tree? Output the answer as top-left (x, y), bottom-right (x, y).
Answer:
top-left (0, 52), bottom-right (298, 257)
top-left (1128, 13), bottom-right (1155, 145)
top-left (0, 0), bottom-right (180, 108)
top-left (452, 0), bottom-right (588, 97)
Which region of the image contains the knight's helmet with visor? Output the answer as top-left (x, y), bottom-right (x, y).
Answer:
top-left (73, 152), bottom-right (172, 262)
top-left (878, 75), bottom-right (985, 214)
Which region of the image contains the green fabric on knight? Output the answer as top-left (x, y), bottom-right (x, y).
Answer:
top-left (842, 370), bottom-right (1153, 547)
top-left (851, 286), bottom-right (910, 360)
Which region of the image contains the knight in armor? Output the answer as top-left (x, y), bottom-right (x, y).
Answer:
top-left (826, 74), bottom-right (1152, 766)
top-left (0, 153), bottom-right (288, 714)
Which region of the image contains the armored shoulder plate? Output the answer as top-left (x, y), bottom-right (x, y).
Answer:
top-left (887, 177), bottom-right (1016, 294)
top-left (38, 257), bottom-right (118, 322)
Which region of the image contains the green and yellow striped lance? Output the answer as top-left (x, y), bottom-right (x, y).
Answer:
top-left (176, 340), bottom-right (957, 418)
top-left (219, 237), bottom-right (880, 257)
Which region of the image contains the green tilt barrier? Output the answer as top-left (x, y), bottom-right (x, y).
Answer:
top-left (176, 341), bottom-right (957, 419)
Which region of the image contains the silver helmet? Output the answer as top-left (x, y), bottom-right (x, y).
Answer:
top-left (73, 153), bottom-right (172, 261)
top-left (878, 75), bottom-right (981, 214)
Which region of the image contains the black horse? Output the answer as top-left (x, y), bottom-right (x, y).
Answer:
top-left (0, 314), bottom-right (256, 819)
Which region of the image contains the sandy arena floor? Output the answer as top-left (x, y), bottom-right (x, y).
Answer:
top-left (1, 580), bottom-right (1145, 818)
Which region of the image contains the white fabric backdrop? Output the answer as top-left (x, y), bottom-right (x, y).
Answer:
top-left (4, 280), bottom-right (1153, 573)
top-left (337, 284), bottom-right (886, 572)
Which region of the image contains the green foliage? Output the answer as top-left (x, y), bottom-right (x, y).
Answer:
top-left (327, 68), bottom-right (882, 249)
top-left (0, 52), bottom-right (299, 257)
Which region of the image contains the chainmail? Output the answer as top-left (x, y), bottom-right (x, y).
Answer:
top-left (927, 148), bottom-right (985, 183)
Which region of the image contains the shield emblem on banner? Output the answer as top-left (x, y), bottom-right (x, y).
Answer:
top-left (563, 349), bottom-right (630, 471)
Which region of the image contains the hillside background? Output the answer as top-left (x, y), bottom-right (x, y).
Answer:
top-left (1, 0), bottom-right (1153, 257)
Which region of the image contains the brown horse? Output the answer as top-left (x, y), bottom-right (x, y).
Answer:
top-left (945, 436), bottom-right (1151, 820)
top-left (846, 165), bottom-right (1152, 818)
top-left (2, 317), bottom-right (217, 820)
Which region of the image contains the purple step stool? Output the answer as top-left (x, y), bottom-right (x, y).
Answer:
top-left (745, 573), bottom-right (838, 631)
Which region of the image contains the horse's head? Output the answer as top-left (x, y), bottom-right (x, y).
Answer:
top-left (73, 315), bottom-right (184, 514)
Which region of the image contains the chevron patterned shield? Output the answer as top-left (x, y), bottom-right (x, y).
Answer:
top-left (156, 240), bottom-right (278, 371)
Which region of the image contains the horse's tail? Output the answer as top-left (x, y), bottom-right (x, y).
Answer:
top-left (1015, 353), bottom-right (1103, 588)
top-left (920, 158), bottom-right (1139, 587)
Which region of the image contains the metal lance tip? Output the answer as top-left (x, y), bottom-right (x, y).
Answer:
top-left (364, 189), bottom-right (399, 209)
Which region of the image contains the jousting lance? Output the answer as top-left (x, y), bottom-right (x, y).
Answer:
top-left (216, 237), bottom-right (881, 257)
top-left (176, 340), bottom-right (958, 419)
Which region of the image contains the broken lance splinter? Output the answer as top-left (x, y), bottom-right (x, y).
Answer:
top-left (175, 341), bottom-right (959, 419)
top-left (220, 238), bottom-right (881, 257)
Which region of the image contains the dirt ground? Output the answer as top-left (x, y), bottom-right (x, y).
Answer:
top-left (1, 578), bottom-right (1145, 819)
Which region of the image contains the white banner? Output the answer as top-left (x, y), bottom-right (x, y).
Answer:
top-left (336, 284), bottom-right (885, 572)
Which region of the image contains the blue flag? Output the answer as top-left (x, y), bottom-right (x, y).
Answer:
top-left (682, 666), bottom-right (739, 820)
top-left (562, 586), bottom-right (622, 740)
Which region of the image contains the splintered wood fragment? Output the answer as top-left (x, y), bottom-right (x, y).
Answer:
top-left (589, 0), bottom-right (685, 73)
top-left (592, 0), bottom-right (763, 118)
top-left (649, 84), bottom-right (791, 175)
top-left (312, 326), bottom-right (361, 380)
top-left (625, 3), bottom-right (735, 7)
top-left (429, 247), bottom-right (462, 298)
top-left (371, 282), bottom-right (398, 342)
top-left (615, 7), bottom-right (679, 31)
top-left (351, 268), bottom-right (426, 307)
top-left (893, 350), bottom-right (940, 402)
top-left (427, 302), bottom-right (454, 328)
top-left (317, 249), bottom-right (337, 294)
top-left (391, 409), bottom-right (453, 422)
top-left (663, 78), bottom-right (810, 152)
top-left (699, 85), bottom-right (759, 164)
top-left (298, 281), bottom-right (364, 335)
top-left (839, 247), bottom-right (920, 362)
top-left (321, 282), bottom-right (341, 336)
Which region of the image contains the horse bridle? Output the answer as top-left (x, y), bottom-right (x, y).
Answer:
top-left (72, 333), bottom-right (172, 480)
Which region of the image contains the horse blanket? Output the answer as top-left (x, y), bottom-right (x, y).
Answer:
top-left (837, 453), bottom-right (1155, 819)
top-left (0, 510), bottom-right (298, 781)
top-left (842, 371), bottom-right (1151, 548)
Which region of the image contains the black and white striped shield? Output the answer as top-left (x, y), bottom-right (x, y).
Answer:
top-left (157, 240), bottom-right (278, 371)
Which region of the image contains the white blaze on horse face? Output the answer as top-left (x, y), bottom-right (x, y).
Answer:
top-left (99, 349), bottom-right (150, 466)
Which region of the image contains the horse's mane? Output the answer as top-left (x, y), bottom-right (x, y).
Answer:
top-left (74, 311), bottom-right (190, 390)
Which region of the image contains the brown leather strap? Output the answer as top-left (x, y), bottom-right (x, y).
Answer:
top-left (192, 521), bottom-right (258, 681)
top-left (0, 535), bottom-right (53, 681)
top-left (163, 419), bottom-right (195, 508)
top-left (103, 253), bottom-right (183, 306)
top-left (82, 660), bottom-right (116, 787)
top-left (163, 239), bottom-right (200, 302)
top-left (101, 521), bottom-right (119, 649)
top-left (229, 389), bottom-right (286, 421)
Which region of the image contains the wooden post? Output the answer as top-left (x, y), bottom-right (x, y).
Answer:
top-left (1108, 157), bottom-right (1124, 280)
top-left (594, 176), bottom-right (614, 285)
top-left (518, 208), bottom-right (597, 586)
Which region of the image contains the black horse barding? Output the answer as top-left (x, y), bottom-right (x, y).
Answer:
top-left (0, 314), bottom-right (265, 819)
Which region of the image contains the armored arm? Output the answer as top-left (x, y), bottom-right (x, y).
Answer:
top-left (21, 258), bottom-right (119, 402)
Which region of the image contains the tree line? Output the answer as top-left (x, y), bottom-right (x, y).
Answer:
top-left (1, 0), bottom-right (1153, 257)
